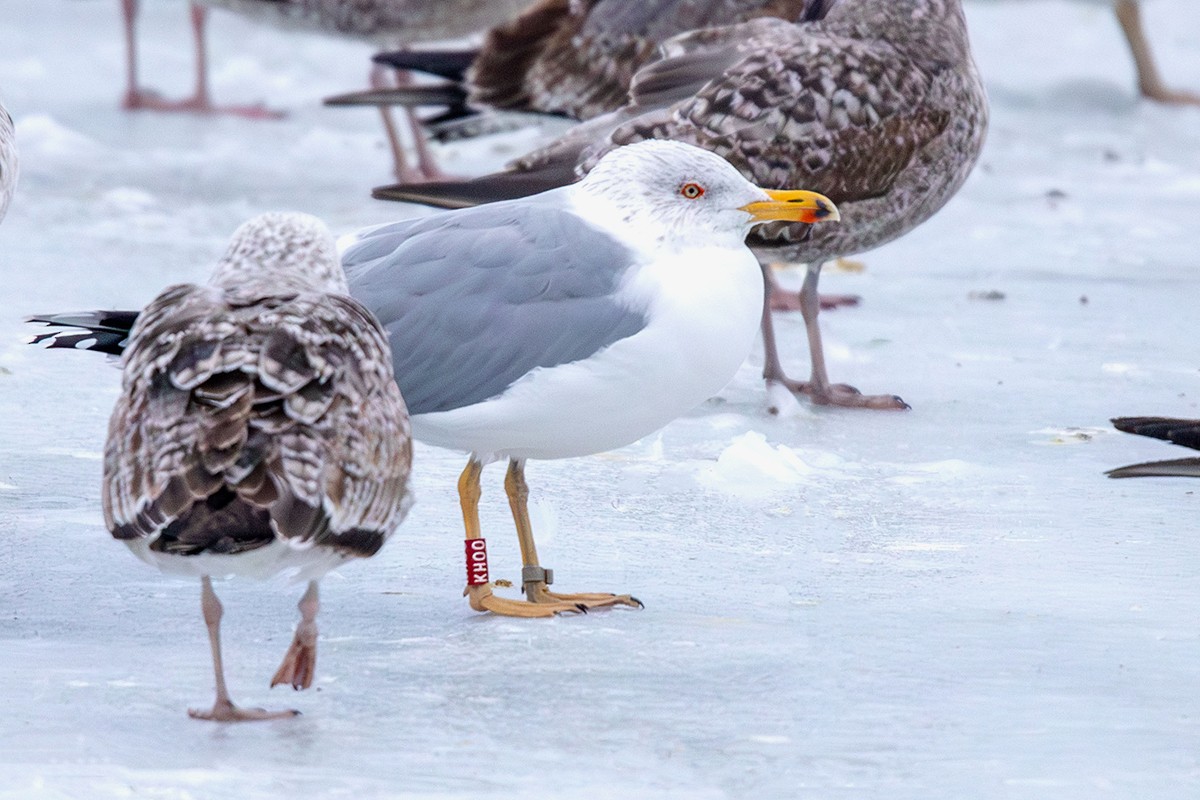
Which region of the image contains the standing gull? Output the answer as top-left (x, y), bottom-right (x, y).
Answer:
top-left (0, 100), bottom-right (17, 224)
top-left (373, 0), bottom-right (989, 410)
top-left (31, 141), bottom-right (839, 617)
top-left (120, 0), bottom-right (533, 176)
top-left (40, 213), bottom-right (413, 720)
top-left (1107, 417), bottom-right (1200, 478)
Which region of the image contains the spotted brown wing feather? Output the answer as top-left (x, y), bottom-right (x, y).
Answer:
top-left (586, 23), bottom-right (952, 248)
top-left (468, 0), bottom-right (810, 120)
top-left (104, 284), bottom-right (412, 560)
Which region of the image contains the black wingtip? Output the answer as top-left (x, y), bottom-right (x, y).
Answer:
top-left (372, 48), bottom-right (479, 82)
top-left (372, 165), bottom-right (577, 210)
top-left (324, 83), bottom-right (467, 109)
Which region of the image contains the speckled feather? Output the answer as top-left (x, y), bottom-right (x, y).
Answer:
top-left (506, 0), bottom-right (988, 264)
top-left (200, 0), bottom-right (533, 45)
top-left (469, 0), bottom-right (812, 118)
top-left (0, 101), bottom-right (17, 224)
top-left (104, 214), bottom-right (413, 562)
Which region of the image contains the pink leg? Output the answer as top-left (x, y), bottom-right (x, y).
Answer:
top-left (1115, 0), bottom-right (1200, 106)
top-left (760, 262), bottom-right (909, 411)
top-left (765, 266), bottom-right (862, 312)
top-left (270, 580), bottom-right (320, 690)
top-left (370, 64), bottom-right (451, 182)
top-left (120, 1), bottom-right (285, 119)
top-left (188, 576), bottom-right (301, 722)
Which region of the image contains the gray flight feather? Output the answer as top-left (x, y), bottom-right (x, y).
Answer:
top-left (342, 197), bottom-right (650, 416)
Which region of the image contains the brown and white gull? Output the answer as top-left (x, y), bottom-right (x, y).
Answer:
top-left (0, 100), bottom-right (16, 224)
top-left (372, 0), bottom-right (989, 410)
top-left (37, 212), bottom-right (413, 721)
top-left (31, 141), bottom-right (839, 619)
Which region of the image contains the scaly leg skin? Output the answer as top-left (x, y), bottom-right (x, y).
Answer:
top-left (121, 2), bottom-right (284, 119)
top-left (459, 458), bottom-right (588, 617)
top-left (460, 459), bottom-right (640, 616)
top-left (1115, 0), bottom-right (1200, 107)
top-left (189, 577), bottom-right (300, 722)
top-left (505, 460), bottom-right (641, 611)
top-left (270, 580), bottom-right (319, 690)
top-left (766, 263), bottom-right (861, 312)
top-left (760, 262), bottom-right (909, 411)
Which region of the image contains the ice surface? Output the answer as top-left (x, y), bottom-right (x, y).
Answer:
top-left (1, 1), bottom-right (1199, 798)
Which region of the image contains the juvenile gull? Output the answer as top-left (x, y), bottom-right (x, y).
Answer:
top-left (1108, 417), bottom-right (1200, 478)
top-left (374, 0), bottom-right (989, 410)
top-left (59, 213), bottom-right (412, 720)
top-left (31, 141), bottom-right (838, 618)
top-left (0, 100), bottom-right (16, 224)
top-left (368, 0), bottom-right (812, 120)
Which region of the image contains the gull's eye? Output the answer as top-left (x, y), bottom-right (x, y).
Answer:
top-left (680, 182), bottom-right (705, 200)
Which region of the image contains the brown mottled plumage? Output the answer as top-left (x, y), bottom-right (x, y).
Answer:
top-left (377, 0), bottom-right (989, 410)
top-left (105, 211), bottom-right (412, 721)
top-left (468, 0), bottom-right (812, 119)
top-left (0, 101), bottom-right (16, 224)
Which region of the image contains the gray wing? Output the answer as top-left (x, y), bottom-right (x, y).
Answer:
top-left (104, 283), bottom-right (412, 558)
top-left (342, 200), bottom-right (649, 415)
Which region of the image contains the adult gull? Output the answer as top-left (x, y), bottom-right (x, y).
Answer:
top-left (372, 0), bottom-right (989, 411)
top-left (31, 141), bottom-right (839, 618)
top-left (36, 213), bottom-right (414, 720)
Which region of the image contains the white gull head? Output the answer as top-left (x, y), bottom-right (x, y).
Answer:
top-left (573, 139), bottom-right (837, 249)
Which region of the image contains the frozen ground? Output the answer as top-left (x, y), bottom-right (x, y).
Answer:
top-left (1, 1), bottom-right (1199, 797)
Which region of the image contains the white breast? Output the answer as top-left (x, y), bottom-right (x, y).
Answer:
top-left (411, 244), bottom-right (765, 461)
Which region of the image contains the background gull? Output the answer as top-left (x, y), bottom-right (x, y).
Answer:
top-left (35, 212), bottom-right (414, 721)
top-left (0, 99), bottom-right (16, 224)
top-left (373, 0), bottom-right (988, 411)
top-left (968, 0), bottom-right (1200, 106)
top-left (120, 0), bottom-right (533, 177)
top-left (1107, 417), bottom-right (1200, 478)
top-left (34, 140), bottom-right (839, 618)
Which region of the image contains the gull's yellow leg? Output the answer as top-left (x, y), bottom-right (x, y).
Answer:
top-left (505, 459), bottom-right (641, 611)
top-left (460, 458), bottom-right (585, 617)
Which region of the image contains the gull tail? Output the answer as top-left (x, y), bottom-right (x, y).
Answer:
top-left (25, 310), bottom-right (139, 356)
top-left (324, 83), bottom-right (468, 109)
top-left (373, 161), bottom-right (577, 209)
top-left (1107, 458), bottom-right (1200, 479)
top-left (371, 48), bottom-right (479, 83)
top-left (1106, 416), bottom-right (1200, 478)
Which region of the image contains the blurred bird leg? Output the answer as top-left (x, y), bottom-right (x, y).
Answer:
top-left (1115, 0), bottom-right (1200, 106)
top-left (760, 262), bottom-right (909, 411)
top-left (188, 577), bottom-right (300, 722)
top-left (766, 263), bottom-right (861, 312)
top-left (370, 63), bottom-right (450, 182)
top-left (120, 1), bottom-right (284, 119)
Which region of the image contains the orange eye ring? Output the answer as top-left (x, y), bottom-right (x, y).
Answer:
top-left (680, 182), bottom-right (705, 200)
